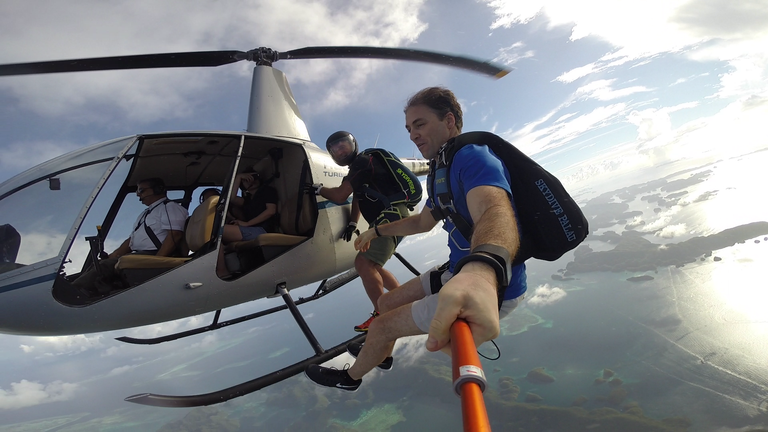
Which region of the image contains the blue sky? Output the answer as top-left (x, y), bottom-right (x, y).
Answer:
top-left (2, 0), bottom-right (766, 190)
top-left (1, 0), bottom-right (768, 416)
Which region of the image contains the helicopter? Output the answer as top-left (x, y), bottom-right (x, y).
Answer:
top-left (0, 46), bottom-right (509, 407)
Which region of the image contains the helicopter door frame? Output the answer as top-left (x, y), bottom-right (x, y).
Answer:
top-left (214, 134), bottom-right (246, 252)
top-left (56, 136), bottom-right (140, 272)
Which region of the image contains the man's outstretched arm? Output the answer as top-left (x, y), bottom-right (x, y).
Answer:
top-left (354, 205), bottom-right (438, 252)
top-left (426, 185), bottom-right (519, 353)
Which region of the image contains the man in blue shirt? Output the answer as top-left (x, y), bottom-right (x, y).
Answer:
top-left (305, 86), bottom-right (527, 391)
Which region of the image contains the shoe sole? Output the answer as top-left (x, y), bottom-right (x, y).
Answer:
top-left (303, 368), bottom-right (360, 392)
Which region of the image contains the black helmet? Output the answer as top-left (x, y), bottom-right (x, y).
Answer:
top-left (326, 131), bottom-right (358, 166)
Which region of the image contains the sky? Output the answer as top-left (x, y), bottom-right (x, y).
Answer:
top-left (1, 0), bottom-right (768, 422)
top-left (2, 0), bottom-right (766, 188)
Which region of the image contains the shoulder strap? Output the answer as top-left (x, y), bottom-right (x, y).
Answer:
top-left (429, 136), bottom-right (483, 243)
top-left (142, 199), bottom-right (171, 250)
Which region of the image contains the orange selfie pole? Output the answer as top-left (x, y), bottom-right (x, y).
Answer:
top-left (451, 319), bottom-right (491, 432)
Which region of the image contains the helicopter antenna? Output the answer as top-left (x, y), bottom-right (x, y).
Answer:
top-left (373, 134), bottom-right (379, 148)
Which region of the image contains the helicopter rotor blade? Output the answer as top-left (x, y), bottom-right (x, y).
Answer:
top-left (279, 46), bottom-right (511, 79)
top-left (0, 46), bottom-right (511, 78)
top-left (0, 51), bottom-right (246, 76)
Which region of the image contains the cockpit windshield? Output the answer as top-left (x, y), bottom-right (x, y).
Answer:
top-left (0, 136), bottom-right (137, 276)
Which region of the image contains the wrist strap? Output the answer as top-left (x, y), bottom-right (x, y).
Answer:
top-left (453, 244), bottom-right (511, 311)
top-left (454, 253), bottom-right (506, 288)
top-left (374, 225), bottom-right (382, 237)
top-left (471, 244), bottom-right (511, 287)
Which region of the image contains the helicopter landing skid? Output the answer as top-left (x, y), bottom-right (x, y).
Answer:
top-left (116, 268), bottom-right (360, 345)
top-left (125, 332), bottom-right (366, 408)
top-left (124, 273), bottom-right (365, 407)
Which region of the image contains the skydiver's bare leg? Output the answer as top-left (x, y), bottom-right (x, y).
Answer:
top-left (377, 266), bottom-right (399, 292)
top-left (366, 275), bottom-right (426, 358)
top-left (347, 303), bottom-right (423, 380)
top-left (377, 275), bottom-right (425, 314)
top-left (355, 254), bottom-right (385, 310)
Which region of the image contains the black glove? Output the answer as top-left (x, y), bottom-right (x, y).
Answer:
top-left (341, 222), bottom-right (359, 242)
top-left (304, 183), bottom-right (324, 195)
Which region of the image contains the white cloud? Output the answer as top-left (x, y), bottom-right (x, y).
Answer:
top-left (493, 42), bottom-right (535, 66)
top-left (504, 102), bottom-right (629, 156)
top-left (0, 140), bottom-right (81, 175)
top-left (484, 0), bottom-right (768, 103)
top-left (0, 379), bottom-right (77, 410)
top-left (20, 334), bottom-right (104, 357)
top-left (627, 109), bottom-right (672, 141)
top-left (527, 284), bottom-right (567, 307)
top-left (107, 365), bottom-right (134, 376)
top-left (392, 334), bottom-right (430, 367)
top-left (576, 79), bottom-right (652, 102)
top-left (655, 223), bottom-right (688, 239)
top-left (0, 0), bottom-right (429, 122)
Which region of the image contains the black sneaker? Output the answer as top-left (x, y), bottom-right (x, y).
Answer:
top-left (304, 364), bottom-right (362, 391)
top-left (347, 342), bottom-right (393, 371)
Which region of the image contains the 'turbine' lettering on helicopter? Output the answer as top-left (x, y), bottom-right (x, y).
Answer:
top-left (323, 171), bottom-right (346, 178)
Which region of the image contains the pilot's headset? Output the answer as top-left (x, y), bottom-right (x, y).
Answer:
top-left (326, 131), bottom-right (358, 166)
top-left (140, 178), bottom-right (167, 196)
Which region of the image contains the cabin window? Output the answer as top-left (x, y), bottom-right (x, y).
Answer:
top-left (59, 154), bottom-right (140, 276)
top-left (0, 137), bottom-right (137, 276)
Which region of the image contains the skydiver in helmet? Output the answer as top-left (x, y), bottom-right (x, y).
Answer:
top-left (309, 131), bottom-right (420, 333)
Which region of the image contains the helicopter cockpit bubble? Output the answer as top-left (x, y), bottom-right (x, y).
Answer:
top-left (0, 136), bottom-right (137, 279)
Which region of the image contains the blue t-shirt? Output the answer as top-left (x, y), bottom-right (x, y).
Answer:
top-left (428, 144), bottom-right (527, 300)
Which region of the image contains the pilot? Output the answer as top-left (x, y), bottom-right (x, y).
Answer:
top-left (216, 168), bottom-right (279, 278)
top-left (309, 131), bottom-right (419, 333)
top-left (74, 177), bottom-right (188, 295)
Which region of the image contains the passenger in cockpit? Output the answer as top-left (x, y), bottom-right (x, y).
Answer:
top-left (73, 178), bottom-right (188, 295)
top-left (216, 168), bottom-right (279, 278)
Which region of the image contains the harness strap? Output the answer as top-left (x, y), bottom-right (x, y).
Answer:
top-left (427, 154), bottom-right (474, 243)
top-left (359, 150), bottom-right (421, 210)
top-left (136, 199), bottom-right (176, 252)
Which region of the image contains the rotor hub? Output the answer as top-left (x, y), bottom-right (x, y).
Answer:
top-left (237, 47), bottom-right (280, 66)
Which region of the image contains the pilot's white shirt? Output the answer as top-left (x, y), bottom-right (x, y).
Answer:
top-left (129, 199), bottom-right (188, 252)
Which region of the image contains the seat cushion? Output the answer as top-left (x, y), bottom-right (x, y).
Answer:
top-left (228, 233), bottom-right (307, 252)
top-left (115, 254), bottom-right (190, 270)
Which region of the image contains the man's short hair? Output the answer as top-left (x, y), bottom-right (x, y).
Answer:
top-left (138, 177), bottom-right (166, 196)
top-left (404, 87), bottom-right (463, 133)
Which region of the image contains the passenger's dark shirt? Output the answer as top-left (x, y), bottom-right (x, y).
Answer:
top-left (242, 186), bottom-right (279, 232)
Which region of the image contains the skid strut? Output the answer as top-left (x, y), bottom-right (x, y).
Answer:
top-left (125, 280), bottom-right (364, 407)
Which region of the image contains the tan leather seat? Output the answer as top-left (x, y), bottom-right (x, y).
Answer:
top-left (116, 196), bottom-right (219, 272)
top-left (226, 192), bottom-right (312, 261)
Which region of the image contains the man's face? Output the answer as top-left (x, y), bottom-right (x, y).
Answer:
top-left (405, 104), bottom-right (454, 160)
top-left (136, 182), bottom-right (154, 205)
top-left (241, 174), bottom-right (260, 191)
top-left (328, 139), bottom-right (353, 164)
